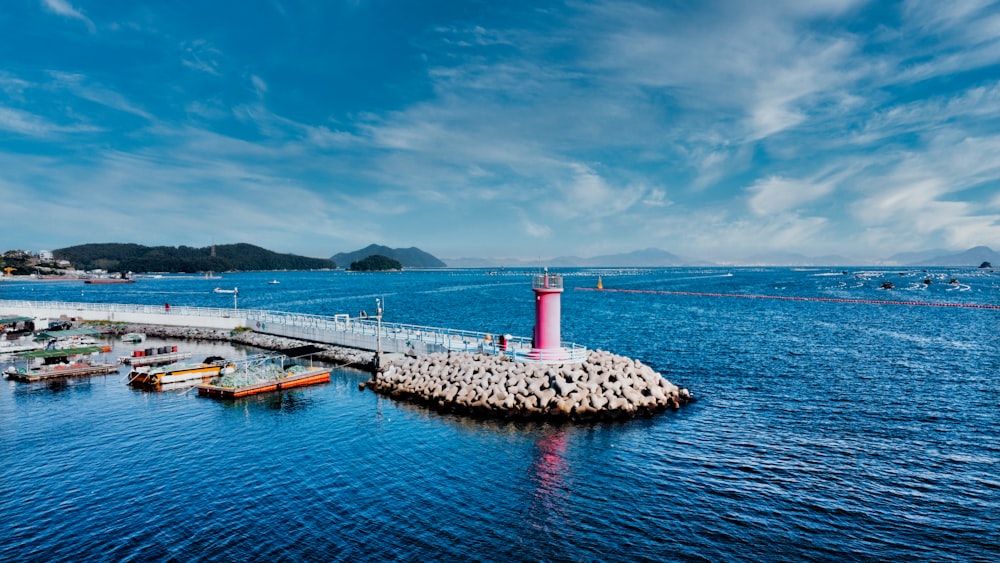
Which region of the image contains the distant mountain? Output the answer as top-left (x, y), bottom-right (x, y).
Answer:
top-left (331, 244), bottom-right (446, 268)
top-left (443, 245), bottom-right (1000, 268)
top-left (444, 248), bottom-right (699, 268)
top-left (54, 243), bottom-right (336, 272)
top-left (443, 257), bottom-right (515, 269)
top-left (920, 246), bottom-right (1000, 266)
top-left (880, 246), bottom-right (1000, 266)
top-left (743, 251), bottom-right (857, 266)
top-left (883, 248), bottom-right (952, 265)
top-left (551, 247), bottom-right (694, 267)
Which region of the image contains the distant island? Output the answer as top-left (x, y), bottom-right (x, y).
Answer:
top-left (332, 244), bottom-right (446, 268)
top-left (2, 243), bottom-right (998, 274)
top-left (49, 243), bottom-right (335, 274)
top-left (349, 255), bottom-right (403, 272)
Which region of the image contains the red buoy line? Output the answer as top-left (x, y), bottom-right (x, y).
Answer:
top-left (576, 287), bottom-right (1000, 310)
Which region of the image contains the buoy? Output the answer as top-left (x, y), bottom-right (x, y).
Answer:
top-left (597, 276), bottom-right (603, 290)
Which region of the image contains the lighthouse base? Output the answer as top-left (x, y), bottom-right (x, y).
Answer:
top-left (514, 347), bottom-right (587, 364)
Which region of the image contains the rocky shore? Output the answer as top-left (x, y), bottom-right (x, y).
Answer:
top-left (363, 350), bottom-right (693, 421)
top-left (104, 323), bottom-right (376, 370)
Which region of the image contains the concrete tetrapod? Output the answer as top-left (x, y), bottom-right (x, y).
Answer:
top-left (363, 350), bottom-right (694, 421)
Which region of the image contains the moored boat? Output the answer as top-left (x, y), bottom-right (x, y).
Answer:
top-left (197, 353), bottom-right (330, 398)
top-left (121, 332), bottom-right (146, 343)
top-left (128, 356), bottom-right (235, 388)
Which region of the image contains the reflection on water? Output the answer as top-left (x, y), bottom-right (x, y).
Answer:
top-left (526, 428), bottom-right (569, 533)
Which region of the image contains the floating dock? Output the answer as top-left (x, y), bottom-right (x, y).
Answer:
top-left (7, 362), bottom-right (118, 382)
top-left (119, 350), bottom-right (193, 366)
top-left (197, 366), bottom-right (331, 399)
top-left (128, 358), bottom-right (233, 388)
top-left (5, 345), bottom-right (117, 382)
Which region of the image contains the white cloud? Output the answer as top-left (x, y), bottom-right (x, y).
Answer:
top-left (521, 215), bottom-right (552, 239)
top-left (0, 104), bottom-right (100, 137)
top-left (48, 71), bottom-right (153, 120)
top-left (40, 0), bottom-right (96, 33)
top-left (251, 75), bottom-right (268, 98)
top-left (747, 176), bottom-right (835, 216)
top-left (182, 40), bottom-right (223, 75)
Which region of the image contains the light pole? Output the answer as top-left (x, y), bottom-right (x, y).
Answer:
top-left (375, 297), bottom-right (383, 355)
top-left (374, 297), bottom-right (384, 370)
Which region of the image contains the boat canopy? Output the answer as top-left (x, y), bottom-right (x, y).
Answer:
top-left (34, 327), bottom-right (104, 340)
top-left (0, 316), bottom-right (34, 324)
top-left (18, 346), bottom-right (103, 359)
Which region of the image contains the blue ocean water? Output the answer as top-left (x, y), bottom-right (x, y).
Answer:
top-left (1, 268), bottom-right (998, 562)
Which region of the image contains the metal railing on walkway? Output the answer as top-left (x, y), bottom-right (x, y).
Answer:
top-left (1, 299), bottom-right (588, 362)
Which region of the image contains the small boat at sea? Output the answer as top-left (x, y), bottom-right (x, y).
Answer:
top-left (84, 278), bottom-right (135, 284)
top-left (128, 356), bottom-right (235, 388)
top-left (267, 279), bottom-right (280, 285)
top-left (213, 287), bottom-right (238, 294)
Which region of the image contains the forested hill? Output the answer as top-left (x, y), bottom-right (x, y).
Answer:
top-left (54, 243), bottom-right (336, 273)
top-left (331, 244), bottom-right (446, 268)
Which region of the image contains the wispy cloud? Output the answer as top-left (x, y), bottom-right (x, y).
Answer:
top-left (5, 0), bottom-right (1000, 260)
top-left (40, 0), bottom-right (96, 33)
top-left (48, 71), bottom-right (153, 120)
top-left (0, 104), bottom-right (100, 137)
top-left (181, 40), bottom-right (223, 75)
top-left (746, 176), bottom-right (836, 216)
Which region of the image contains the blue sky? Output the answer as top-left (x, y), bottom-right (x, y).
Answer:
top-left (2, 0), bottom-right (1000, 264)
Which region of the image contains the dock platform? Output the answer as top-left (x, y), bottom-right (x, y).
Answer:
top-left (119, 351), bottom-right (193, 366)
top-left (197, 367), bottom-right (331, 399)
top-left (7, 363), bottom-right (119, 382)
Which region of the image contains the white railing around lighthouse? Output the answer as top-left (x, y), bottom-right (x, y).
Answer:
top-left (0, 299), bottom-right (588, 362)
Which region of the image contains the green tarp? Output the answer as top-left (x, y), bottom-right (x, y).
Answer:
top-left (18, 346), bottom-right (103, 359)
top-left (34, 327), bottom-right (104, 340)
top-left (0, 316), bottom-right (34, 324)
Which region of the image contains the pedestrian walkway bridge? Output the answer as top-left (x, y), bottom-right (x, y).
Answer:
top-left (0, 299), bottom-right (587, 362)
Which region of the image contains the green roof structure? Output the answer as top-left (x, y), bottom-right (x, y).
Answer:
top-left (18, 346), bottom-right (103, 359)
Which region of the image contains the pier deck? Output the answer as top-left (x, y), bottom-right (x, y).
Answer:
top-left (0, 299), bottom-right (588, 361)
top-left (7, 363), bottom-right (118, 382)
top-left (119, 351), bottom-right (193, 366)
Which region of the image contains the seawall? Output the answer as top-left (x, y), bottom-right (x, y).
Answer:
top-left (364, 350), bottom-right (694, 422)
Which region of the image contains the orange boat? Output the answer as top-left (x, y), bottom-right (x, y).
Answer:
top-left (129, 356), bottom-right (234, 388)
top-left (197, 363), bottom-right (330, 399)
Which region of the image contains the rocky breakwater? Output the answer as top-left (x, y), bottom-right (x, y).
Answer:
top-left (363, 350), bottom-right (694, 421)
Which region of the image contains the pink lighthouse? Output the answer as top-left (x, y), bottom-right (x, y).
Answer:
top-left (527, 269), bottom-right (571, 362)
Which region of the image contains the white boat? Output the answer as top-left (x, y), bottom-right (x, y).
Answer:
top-left (213, 287), bottom-right (238, 294)
top-left (268, 279), bottom-right (280, 285)
top-left (121, 332), bottom-right (146, 343)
